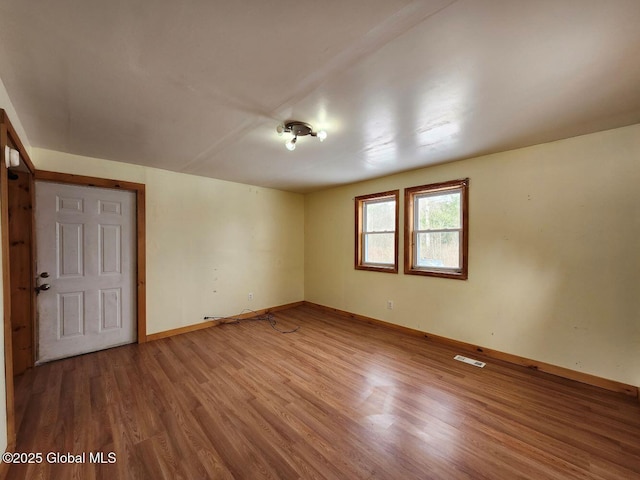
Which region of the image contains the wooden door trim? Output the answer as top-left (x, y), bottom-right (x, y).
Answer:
top-left (0, 118), bottom-right (16, 451)
top-left (0, 109), bottom-right (33, 451)
top-left (8, 171), bottom-right (35, 375)
top-left (33, 170), bottom-right (147, 344)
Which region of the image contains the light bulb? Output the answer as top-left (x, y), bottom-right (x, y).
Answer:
top-left (285, 137), bottom-right (297, 151)
top-left (276, 124), bottom-right (284, 136)
top-left (316, 130), bottom-right (327, 142)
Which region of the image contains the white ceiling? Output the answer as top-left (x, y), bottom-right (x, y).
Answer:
top-left (1, 0), bottom-right (639, 193)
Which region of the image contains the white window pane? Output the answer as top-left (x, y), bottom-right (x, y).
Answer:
top-left (416, 232), bottom-right (460, 268)
top-left (417, 192), bottom-right (460, 230)
top-left (365, 200), bottom-right (395, 232)
top-left (364, 233), bottom-right (394, 264)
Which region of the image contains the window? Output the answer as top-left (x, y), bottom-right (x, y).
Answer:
top-left (355, 190), bottom-right (399, 273)
top-left (404, 179), bottom-right (468, 279)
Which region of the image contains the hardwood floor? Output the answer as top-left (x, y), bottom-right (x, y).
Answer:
top-left (7, 304), bottom-right (640, 479)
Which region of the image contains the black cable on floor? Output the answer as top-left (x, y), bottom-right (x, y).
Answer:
top-left (203, 309), bottom-right (299, 334)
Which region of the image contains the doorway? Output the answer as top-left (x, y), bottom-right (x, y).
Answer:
top-left (35, 181), bottom-right (137, 362)
top-left (32, 169), bottom-right (148, 353)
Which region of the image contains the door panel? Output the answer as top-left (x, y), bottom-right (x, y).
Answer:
top-left (35, 181), bottom-right (136, 362)
top-left (59, 292), bottom-right (84, 337)
top-left (58, 222), bottom-right (84, 276)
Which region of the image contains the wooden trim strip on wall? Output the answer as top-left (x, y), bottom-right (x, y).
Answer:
top-left (8, 171), bottom-right (35, 375)
top-left (0, 116), bottom-right (16, 451)
top-left (146, 301), bottom-right (305, 342)
top-left (33, 170), bottom-right (148, 343)
top-left (303, 301), bottom-right (639, 400)
top-left (28, 174), bottom-right (37, 367)
top-left (34, 170), bottom-right (145, 193)
top-left (136, 189), bottom-right (146, 343)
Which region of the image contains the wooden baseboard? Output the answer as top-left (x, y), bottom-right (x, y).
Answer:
top-left (146, 301), bottom-right (304, 342)
top-left (303, 301), bottom-right (639, 399)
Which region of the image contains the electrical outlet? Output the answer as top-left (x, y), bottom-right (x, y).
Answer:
top-left (387, 300), bottom-right (393, 310)
top-left (248, 292), bottom-right (254, 301)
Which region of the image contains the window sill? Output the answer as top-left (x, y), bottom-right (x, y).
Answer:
top-left (404, 268), bottom-right (467, 280)
top-left (355, 264), bottom-right (398, 274)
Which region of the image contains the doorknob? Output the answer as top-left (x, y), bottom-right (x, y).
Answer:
top-left (36, 272), bottom-right (51, 294)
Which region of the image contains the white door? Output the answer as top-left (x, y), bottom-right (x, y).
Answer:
top-left (35, 181), bottom-right (136, 363)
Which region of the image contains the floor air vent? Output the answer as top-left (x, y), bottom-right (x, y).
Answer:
top-left (454, 355), bottom-right (486, 368)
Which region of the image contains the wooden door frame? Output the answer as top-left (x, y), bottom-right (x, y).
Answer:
top-left (1, 109), bottom-right (36, 451)
top-left (33, 170), bottom-right (147, 347)
top-left (8, 170), bottom-right (36, 376)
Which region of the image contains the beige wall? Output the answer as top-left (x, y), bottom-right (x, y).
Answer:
top-left (0, 77), bottom-right (30, 152)
top-left (305, 124), bottom-right (640, 387)
top-left (33, 149), bottom-right (305, 335)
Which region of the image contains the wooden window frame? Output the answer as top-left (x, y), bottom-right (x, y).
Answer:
top-left (355, 190), bottom-right (399, 273)
top-left (404, 178), bottom-right (469, 279)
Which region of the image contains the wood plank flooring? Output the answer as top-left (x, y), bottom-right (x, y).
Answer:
top-left (7, 305), bottom-right (640, 479)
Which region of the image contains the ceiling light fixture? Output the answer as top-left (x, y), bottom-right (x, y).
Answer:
top-left (277, 121), bottom-right (327, 151)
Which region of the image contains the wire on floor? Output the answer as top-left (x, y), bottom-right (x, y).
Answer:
top-left (203, 309), bottom-right (299, 334)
